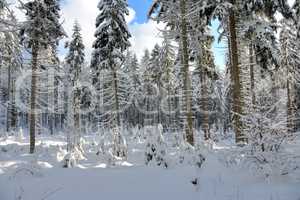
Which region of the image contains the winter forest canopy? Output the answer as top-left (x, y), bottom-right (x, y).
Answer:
top-left (0, 0), bottom-right (300, 199)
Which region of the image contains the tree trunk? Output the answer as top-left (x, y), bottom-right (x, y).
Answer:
top-left (249, 43), bottom-right (256, 108)
top-left (6, 53), bottom-right (12, 132)
top-left (49, 67), bottom-right (54, 135)
top-left (112, 64), bottom-right (124, 158)
top-left (287, 69), bottom-right (294, 133)
top-left (180, 0), bottom-right (194, 146)
top-left (74, 82), bottom-right (80, 146)
top-left (10, 78), bottom-right (17, 130)
top-left (201, 67), bottom-right (210, 140)
top-left (228, 2), bottom-right (245, 144)
top-left (6, 62), bottom-right (18, 132)
top-left (281, 34), bottom-right (295, 133)
top-left (54, 72), bottom-right (59, 132)
top-left (29, 43), bottom-right (39, 154)
top-left (112, 66), bottom-right (121, 127)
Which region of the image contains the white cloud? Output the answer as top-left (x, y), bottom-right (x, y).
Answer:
top-left (8, 0), bottom-right (164, 61)
top-left (61, 0), bottom-right (162, 61)
top-left (129, 21), bottom-right (164, 60)
top-left (126, 7), bottom-right (136, 24)
top-left (61, 0), bottom-right (99, 59)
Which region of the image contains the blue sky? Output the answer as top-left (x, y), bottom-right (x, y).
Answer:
top-left (128, 0), bottom-right (153, 23)
top-left (211, 20), bottom-right (226, 69)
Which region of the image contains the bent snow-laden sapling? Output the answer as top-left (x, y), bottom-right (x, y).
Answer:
top-left (145, 124), bottom-right (168, 168)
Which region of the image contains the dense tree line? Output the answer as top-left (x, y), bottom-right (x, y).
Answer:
top-left (0, 0), bottom-right (299, 170)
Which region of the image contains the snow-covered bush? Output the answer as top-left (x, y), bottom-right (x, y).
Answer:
top-left (144, 124), bottom-right (168, 168)
top-left (96, 128), bottom-right (128, 166)
top-left (244, 94), bottom-right (288, 154)
top-left (131, 125), bottom-right (143, 142)
top-left (221, 139), bottom-right (300, 179)
top-left (244, 150), bottom-right (299, 178)
top-left (96, 131), bottom-right (113, 165)
top-left (177, 141), bottom-right (206, 169)
top-left (172, 131), bottom-right (185, 148)
top-left (112, 127), bottom-right (128, 159)
top-left (62, 146), bottom-right (85, 168)
top-left (232, 76), bottom-right (298, 178)
top-left (63, 128), bottom-right (85, 168)
top-left (176, 141), bottom-right (206, 187)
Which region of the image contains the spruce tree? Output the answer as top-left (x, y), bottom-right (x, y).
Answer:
top-left (123, 51), bottom-right (140, 93)
top-left (280, 19), bottom-right (300, 133)
top-left (91, 0), bottom-right (131, 69)
top-left (130, 54), bottom-right (140, 91)
top-left (149, 44), bottom-right (161, 124)
top-left (189, 0), bottom-right (292, 143)
top-left (20, 0), bottom-right (64, 153)
top-left (193, 36), bottom-right (216, 140)
top-left (91, 0), bottom-right (131, 159)
top-left (3, 32), bottom-right (22, 133)
top-left (65, 21), bottom-right (85, 155)
top-left (139, 49), bottom-right (151, 126)
top-left (159, 33), bottom-right (176, 129)
top-left (123, 51), bottom-right (140, 126)
top-left (149, 0), bottom-right (195, 145)
top-left (0, 5), bottom-right (22, 133)
top-left (140, 49), bottom-right (150, 75)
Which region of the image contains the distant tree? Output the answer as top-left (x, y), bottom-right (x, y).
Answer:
top-left (65, 21), bottom-right (85, 155)
top-left (123, 51), bottom-right (140, 127)
top-left (158, 33), bottom-right (176, 128)
top-left (149, 0), bottom-right (195, 145)
top-left (280, 19), bottom-right (300, 133)
top-left (148, 44), bottom-right (162, 124)
top-left (3, 33), bottom-right (22, 133)
top-left (193, 36), bottom-right (216, 140)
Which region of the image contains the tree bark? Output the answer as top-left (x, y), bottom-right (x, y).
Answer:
top-left (6, 51), bottom-right (12, 132)
top-left (29, 42), bottom-right (39, 154)
top-left (281, 34), bottom-right (295, 133)
top-left (201, 66), bottom-right (210, 140)
top-left (74, 79), bottom-right (80, 147)
top-left (112, 65), bottom-right (121, 127)
top-left (228, 2), bottom-right (245, 144)
top-left (180, 0), bottom-right (194, 146)
top-left (249, 43), bottom-right (256, 108)
top-left (112, 63), bottom-right (123, 157)
top-left (10, 78), bottom-right (17, 130)
top-left (287, 65), bottom-right (294, 133)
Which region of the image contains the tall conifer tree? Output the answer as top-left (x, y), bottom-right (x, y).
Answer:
top-left (20, 0), bottom-right (64, 153)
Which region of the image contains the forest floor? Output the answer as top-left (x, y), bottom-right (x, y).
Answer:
top-left (0, 133), bottom-right (300, 200)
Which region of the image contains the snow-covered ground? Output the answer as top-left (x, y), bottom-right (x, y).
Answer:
top-left (0, 134), bottom-right (300, 200)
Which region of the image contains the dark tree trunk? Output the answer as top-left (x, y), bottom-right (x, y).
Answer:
top-left (29, 42), bottom-right (39, 154)
top-left (228, 1), bottom-right (245, 144)
top-left (180, 0), bottom-right (194, 146)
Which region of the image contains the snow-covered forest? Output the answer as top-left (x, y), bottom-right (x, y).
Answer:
top-left (0, 0), bottom-right (300, 199)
